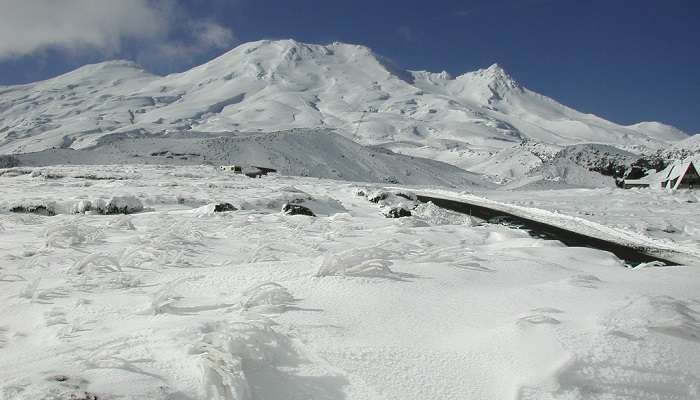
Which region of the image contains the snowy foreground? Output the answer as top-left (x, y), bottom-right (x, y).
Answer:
top-left (1, 165), bottom-right (700, 400)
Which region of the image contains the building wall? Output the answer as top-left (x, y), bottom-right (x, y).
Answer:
top-left (678, 166), bottom-right (700, 189)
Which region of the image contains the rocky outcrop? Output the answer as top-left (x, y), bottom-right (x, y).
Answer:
top-left (281, 203), bottom-right (315, 216)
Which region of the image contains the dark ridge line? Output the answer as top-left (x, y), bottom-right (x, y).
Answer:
top-left (416, 195), bottom-right (679, 267)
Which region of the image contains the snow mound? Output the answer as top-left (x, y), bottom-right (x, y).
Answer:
top-left (104, 196), bottom-right (144, 214)
top-left (44, 219), bottom-right (104, 248)
top-left (412, 201), bottom-right (475, 226)
top-left (240, 185), bottom-right (346, 216)
top-left (191, 203), bottom-right (238, 216)
top-left (317, 245), bottom-right (400, 279)
top-left (504, 158), bottom-right (616, 190)
top-left (195, 318), bottom-right (298, 400)
top-left (67, 196), bottom-right (144, 215)
top-left (108, 215), bottom-right (135, 230)
top-left (239, 282), bottom-right (295, 314)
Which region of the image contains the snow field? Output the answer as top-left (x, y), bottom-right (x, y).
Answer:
top-left (0, 165), bottom-right (699, 399)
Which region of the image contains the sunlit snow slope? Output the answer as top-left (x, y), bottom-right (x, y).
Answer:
top-left (0, 39), bottom-right (688, 166)
top-left (11, 129), bottom-right (494, 187)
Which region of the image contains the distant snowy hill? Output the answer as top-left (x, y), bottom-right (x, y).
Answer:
top-left (12, 129), bottom-right (493, 188)
top-left (656, 134), bottom-right (700, 161)
top-left (0, 39), bottom-right (688, 169)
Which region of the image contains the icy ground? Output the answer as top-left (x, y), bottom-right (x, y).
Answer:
top-left (1, 165), bottom-right (700, 400)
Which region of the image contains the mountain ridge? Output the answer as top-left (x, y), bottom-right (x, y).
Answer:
top-left (0, 39), bottom-right (688, 169)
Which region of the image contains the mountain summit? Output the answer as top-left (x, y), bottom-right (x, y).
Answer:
top-left (0, 39), bottom-right (688, 167)
top-left (450, 63), bottom-right (523, 105)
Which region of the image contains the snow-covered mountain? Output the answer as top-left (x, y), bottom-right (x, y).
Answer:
top-left (0, 39), bottom-right (688, 168)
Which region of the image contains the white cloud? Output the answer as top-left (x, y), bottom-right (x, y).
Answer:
top-left (133, 19), bottom-right (236, 72)
top-left (191, 20), bottom-right (236, 49)
top-left (0, 0), bottom-right (235, 64)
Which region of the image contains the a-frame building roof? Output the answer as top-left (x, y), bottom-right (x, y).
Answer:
top-left (661, 160), bottom-right (699, 190)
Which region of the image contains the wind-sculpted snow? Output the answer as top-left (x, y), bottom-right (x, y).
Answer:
top-left (1, 164), bottom-right (699, 399)
top-left (316, 243), bottom-right (402, 279)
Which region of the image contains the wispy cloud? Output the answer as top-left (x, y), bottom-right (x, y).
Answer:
top-left (135, 18), bottom-right (236, 71)
top-left (0, 0), bottom-right (236, 66)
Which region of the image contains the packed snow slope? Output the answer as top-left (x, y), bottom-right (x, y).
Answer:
top-left (0, 39), bottom-right (688, 168)
top-left (10, 129), bottom-right (494, 187)
top-left (2, 164), bottom-right (700, 400)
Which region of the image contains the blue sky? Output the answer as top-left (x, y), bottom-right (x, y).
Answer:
top-left (1, 0), bottom-right (698, 133)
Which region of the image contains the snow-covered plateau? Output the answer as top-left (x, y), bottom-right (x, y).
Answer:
top-left (1, 164), bottom-right (699, 400)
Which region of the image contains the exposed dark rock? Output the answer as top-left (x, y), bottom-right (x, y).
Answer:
top-left (72, 174), bottom-right (127, 181)
top-left (214, 202), bottom-right (237, 212)
top-left (556, 144), bottom-right (635, 179)
top-left (394, 192), bottom-right (417, 201)
top-left (367, 192), bottom-right (388, 203)
top-left (0, 155), bottom-right (19, 168)
top-left (282, 203), bottom-right (315, 216)
top-left (151, 150), bottom-right (201, 158)
top-left (105, 205), bottom-right (131, 215)
top-left (48, 375), bottom-right (69, 382)
top-left (70, 392), bottom-right (98, 400)
top-left (615, 156), bottom-right (669, 187)
top-left (244, 166), bottom-right (277, 178)
top-left (10, 205), bottom-right (56, 216)
top-left (384, 207), bottom-right (412, 218)
top-left (625, 156), bottom-right (668, 179)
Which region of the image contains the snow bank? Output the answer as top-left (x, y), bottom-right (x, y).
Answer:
top-left (317, 245), bottom-right (400, 279)
top-left (44, 219), bottom-right (104, 248)
top-left (239, 186), bottom-right (346, 216)
top-left (68, 196), bottom-right (144, 215)
top-left (412, 201), bottom-right (475, 226)
top-left (239, 282), bottom-right (295, 314)
top-left (104, 196), bottom-right (144, 214)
